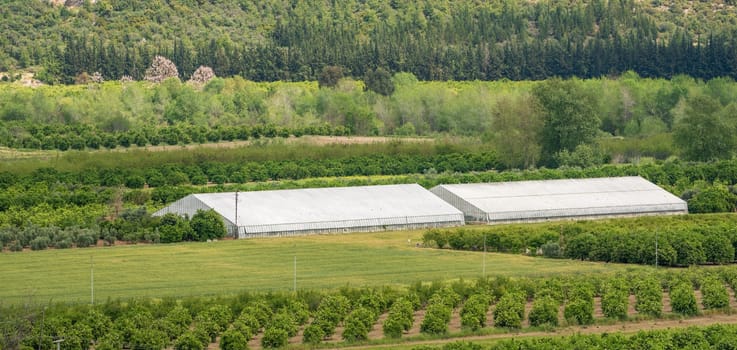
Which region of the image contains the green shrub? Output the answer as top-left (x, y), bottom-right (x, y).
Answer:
top-left (175, 331), bottom-right (206, 350)
top-left (74, 230), bottom-right (97, 247)
top-left (541, 241), bottom-right (561, 258)
top-left (302, 323), bottom-right (325, 345)
top-left (634, 277), bottom-right (663, 317)
top-left (261, 327), bottom-right (288, 349)
top-left (493, 292), bottom-right (525, 329)
top-left (529, 296), bottom-right (559, 327)
top-left (342, 307), bottom-right (375, 342)
top-left (601, 279), bottom-right (629, 320)
top-left (701, 276), bottom-right (729, 309)
top-left (29, 236), bottom-right (50, 251)
top-left (564, 297), bottom-right (593, 325)
top-left (670, 282), bottom-right (698, 316)
top-left (460, 294), bottom-right (490, 331)
top-left (220, 328), bottom-right (249, 350)
top-left (420, 303), bottom-right (451, 334)
top-left (268, 311), bottom-right (297, 337)
top-left (383, 298), bottom-right (414, 338)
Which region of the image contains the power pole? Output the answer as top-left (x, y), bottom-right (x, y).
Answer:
top-left (90, 256), bottom-right (94, 305)
top-left (234, 191), bottom-right (239, 237)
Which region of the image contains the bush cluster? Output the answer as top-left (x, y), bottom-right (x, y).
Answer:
top-left (424, 215), bottom-right (737, 267)
top-left (460, 294), bottom-right (492, 331)
top-left (383, 297), bottom-right (415, 338)
top-left (493, 292), bottom-right (526, 329)
top-left (420, 287), bottom-right (461, 335)
top-left (634, 277), bottom-right (663, 318)
top-left (600, 279), bottom-right (629, 320)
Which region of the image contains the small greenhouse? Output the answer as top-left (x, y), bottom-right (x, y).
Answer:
top-left (153, 184), bottom-right (465, 238)
top-left (430, 176), bottom-right (688, 223)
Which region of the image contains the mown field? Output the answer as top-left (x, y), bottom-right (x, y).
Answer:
top-left (0, 229), bottom-right (647, 305)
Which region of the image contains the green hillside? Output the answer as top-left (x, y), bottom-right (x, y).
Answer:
top-left (2, 0), bottom-right (737, 83)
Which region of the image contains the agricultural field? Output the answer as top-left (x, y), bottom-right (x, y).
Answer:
top-left (0, 229), bottom-right (643, 305)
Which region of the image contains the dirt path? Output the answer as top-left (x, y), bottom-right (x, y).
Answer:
top-left (334, 313), bottom-right (737, 350)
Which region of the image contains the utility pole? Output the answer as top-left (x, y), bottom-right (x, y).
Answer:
top-left (90, 256), bottom-right (94, 305)
top-left (234, 191), bottom-right (239, 237)
top-left (293, 255), bottom-right (297, 293)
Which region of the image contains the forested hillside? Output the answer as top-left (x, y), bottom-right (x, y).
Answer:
top-left (2, 0), bottom-right (737, 83)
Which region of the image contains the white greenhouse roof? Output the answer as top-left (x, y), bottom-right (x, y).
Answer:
top-left (431, 176), bottom-right (687, 223)
top-left (155, 184), bottom-right (464, 237)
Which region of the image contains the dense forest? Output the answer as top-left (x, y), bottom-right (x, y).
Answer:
top-left (2, 0), bottom-right (737, 83)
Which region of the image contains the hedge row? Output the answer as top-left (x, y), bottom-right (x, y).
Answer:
top-left (0, 209), bottom-right (226, 252)
top-left (423, 214), bottom-right (737, 267)
top-left (1, 122), bottom-right (349, 151)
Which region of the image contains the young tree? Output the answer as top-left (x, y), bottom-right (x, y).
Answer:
top-left (490, 93), bottom-right (543, 169)
top-left (189, 66), bottom-right (216, 86)
top-left (318, 66), bottom-right (343, 88)
top-left (532, 78), bottom-right (600, 165)
top-left (670, 282), bottom-right (698, 316)
top-left (364, 68), bottom-right (395, 96)
top-left (145, 56), bottom-right (179, 83)
top-left (674, 94), bottom-right (735, 161)
top-left (190, 209), bottom-right (227, 241)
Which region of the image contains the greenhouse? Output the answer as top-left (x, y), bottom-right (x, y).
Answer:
top-left (153, 184), bottom-right (465, 238)
top-left (430, 176), bottom-right (688, 223)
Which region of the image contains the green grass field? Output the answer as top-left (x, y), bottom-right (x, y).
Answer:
top-left (0, 230), bottom-right (649, 305)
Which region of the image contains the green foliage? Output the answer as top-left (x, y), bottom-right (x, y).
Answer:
top-left (190, 209), bottom-right (227, 241)
top-left (670, 282), bottom-right (698, 316)
top-left (533, 78), bottom-right (599, 165)
top-left (158, 213), bottom-right (192, 243)
top-left (267, 311), bottom-right (297, 338)
top-left (342, 307), bottom-right (375, 342)
top-left (701, 276), bottom-right (730, 310)
top-left (425, 214), bottom-right (737, 267)
top-left (318, 66), bottom-right (344, 88)
top-left (564, 286), bottom-right (594, 325)
top-left (528, 296), bottom-right (558, 327)
top-left (634, 277), bottom-right (663, 317)
top-left (302, 324), bottom-right (325, 345)
top-left (220, 328), bottom-right (249, 350)
top-left (601, 279), bottom-right (629, 320)
top-left (674, 94), bottom-right (736, 161)
top-left (687, 183), bottom-right (737, 214)
top-left (540, 241), bottom-right (561, 258)
top-left (175, 331), bottom-right (206, 350)
top-left (312, 295), bottom-right (351, 338)
top-left (460, 294), bottom-right (491, 331)
top-left (383, 298), bottom-right (414, 338)
top-left (261, 327), bottom-right (288, 349)
top-left (493, 292), bottom-right (525, 329)
top-left (364, 68), bottom-right (395, 96)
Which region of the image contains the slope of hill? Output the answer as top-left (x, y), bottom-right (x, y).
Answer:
top-left (1, 0), bottom-right (737, 83)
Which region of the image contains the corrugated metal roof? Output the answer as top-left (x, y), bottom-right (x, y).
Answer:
top-left (191, 183), bottom-right (464, 228)
top-left (432, 176), bottom-right (688, 222)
